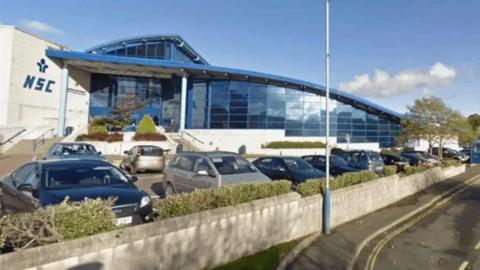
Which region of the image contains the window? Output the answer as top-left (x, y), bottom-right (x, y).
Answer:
top-left (210, 155), bottom-right (256, 175)
top-left (178, 156), bottom-right (197, 171)
top-left (282, 158), bottom-right (312, 171)
top-left (194, 158), bottom-right (214, 174)
top-left (13, 164), bottom-right (35, 184)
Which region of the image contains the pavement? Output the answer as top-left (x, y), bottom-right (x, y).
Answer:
top-left (287, 165), bottom-right (480, 270)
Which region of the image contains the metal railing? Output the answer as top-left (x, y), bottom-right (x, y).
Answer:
top-left (0, 129), bottom-right (27, 146)
top-left (181, 130), bottom-right (205, 145)
top-left (33, 128), bottom-right (55, 152)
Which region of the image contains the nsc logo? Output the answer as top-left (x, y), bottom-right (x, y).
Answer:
top-left (23, 58), bottom-right (56, 93)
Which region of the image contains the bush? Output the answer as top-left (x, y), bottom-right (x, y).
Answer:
top-left (262, 141), bottom-right (326, 149)
top-left (380, 148), bottom-right (402, 155)
top-left (133, 133), bottom-right (167, 141)
top-left (384, 165), bottom-right (398, 176)
top-left (297, 171), bottom-right (380, 197)
top-left (156, 181), bottom-right (292, 220)
top-left (88, 125), bottom-right (108, 134)
top-left (403, 166), bottom-right (429, 176)
top-left (1, 199), bottom-right (116, 250)
top-left (441, 159), bottom-right (462, 168)
top-left (136, 115), bottom-right (157, 134)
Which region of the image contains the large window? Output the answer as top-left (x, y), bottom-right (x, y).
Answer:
top-left (186, 79), bottom-right (401, 147)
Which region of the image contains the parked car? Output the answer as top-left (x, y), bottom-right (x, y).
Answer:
top-left (432, 147), bottom-right (468, 162)
top-left (46, 142), bottom-right (104, 161)
top-left (380, 153), bottom-right (410, 171)
top-left (302, 155), bottom-right (359, 176)
top-left (403, 151), bottom-right (440, 165)
top-left (400, 152), bottom-right (432, 167)
top-left (121, 145), bottom-right (167, 174)
top-left (253, 156), bottom-right (325, 184)
top-left (0, 159), bottom-right (153, 224)
top-left (338, 150), bottom-right (385, 174)
top-left (162, 152), bottom-right (270, 196)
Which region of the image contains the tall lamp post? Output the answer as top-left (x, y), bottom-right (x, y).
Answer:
top-left (323, 0), bottom-right (331, 234)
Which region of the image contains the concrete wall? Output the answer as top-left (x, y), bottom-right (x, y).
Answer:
top-left (0, 165), bottom-right (466, 270)
top-left (0, 26), bottom-right (15, 126)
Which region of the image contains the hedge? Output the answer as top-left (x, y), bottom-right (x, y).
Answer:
top-left (76, 132), bottom-right (122, 143)
top-left (132, 133), bottom-right (167, 141)
top-left (156, 181), bottom-right (292, 220)
top-left (88, 125), bottom-right (108, 134)
top-left (137, 115), bottom-right (157, 134)
top-left (441, 159), bottom-right (462, 168)
top-left (297, 170), bottom-right (380, 197)
top-left (384, 165), bottom-right (398, 176)
top-left (402, 166), bottom-right (429, 176)
top-left (262, 141), bottom-right (326, 149)
top-left (1, 198), bottom-right (117, 251)
top-left (0, 219), bottom-right (4, 250)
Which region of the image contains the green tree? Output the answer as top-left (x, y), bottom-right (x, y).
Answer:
top-left (467, 113), bottom-right (480, 139)
top-left (136, 114), bottom-right (157, 134)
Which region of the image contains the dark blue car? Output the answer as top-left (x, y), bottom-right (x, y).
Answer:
top-left (0, 159), bottom-right (153, 225)
top-left (253, 156), bottom-right (325, 183)
top-left (302, 155), bottom-right (359, 176)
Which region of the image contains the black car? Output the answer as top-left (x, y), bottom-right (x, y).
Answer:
top-left (302, 155), bottom-right (359, 176)
top-left (0, 159), bottom-right (153, 225)
top-left (380, 153), bottom-right (410, 171)
top-left (400, 152), bottom-right (430, 166)
top-left (432, 147), bottom-right (468, 162)
top-left (253, 156), bottom-right (325, 183)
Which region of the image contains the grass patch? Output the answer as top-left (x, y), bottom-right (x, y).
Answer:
top-left (213, 239), bottom-right (301, 270)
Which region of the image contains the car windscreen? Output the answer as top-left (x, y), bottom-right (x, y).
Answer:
top-left (210, 155), bottom-right (256, 175)
top-left (331, 156), bottom-right (349, 167)
top-left (43, 163), bottom-right (129, 189)
top-left (283, 157), bottom-right (313, 171)
top-left (59, 144), bottom-right (97, 155)
top-left (367, 152), bottom-right (383, 161)
top-left (140, 146), bottom-right (163, 156)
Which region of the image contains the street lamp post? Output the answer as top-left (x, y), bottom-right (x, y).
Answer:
top-left (323, 0), bottom-right (331, 234)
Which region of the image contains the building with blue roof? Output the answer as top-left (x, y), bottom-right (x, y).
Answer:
top-left (0, 27), bottom-right (402, 152)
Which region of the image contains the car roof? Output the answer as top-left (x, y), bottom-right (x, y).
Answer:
top-left (38, 159), bottom-right (110, 166)
top-left (175, 151), bottom-right (239, 157)
top-left (56, 142), bottom-right (94, 146)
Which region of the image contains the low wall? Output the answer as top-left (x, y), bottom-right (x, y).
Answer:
top-left (0, 165), bottom-right (466, 270)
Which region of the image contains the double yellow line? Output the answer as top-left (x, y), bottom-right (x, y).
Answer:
top-left (365, 177), bottom-right (480, 270)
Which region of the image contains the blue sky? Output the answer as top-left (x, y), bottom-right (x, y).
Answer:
top-left (1, 0), bottom-right (478, 115)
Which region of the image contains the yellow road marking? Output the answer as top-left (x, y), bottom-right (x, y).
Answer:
top-left (366, 180), bottom-right (479, 270)
top-left (475, 241), bottom-right (480, 250)
top-left (458, 261), bottom-right (469, 270)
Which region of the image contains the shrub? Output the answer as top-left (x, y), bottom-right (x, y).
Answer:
top-left (136, 115), bottom-right (157, 134)
top-left (262, 141), bottom-right (326, 149)
top-left (76, 132), bottom-right (122, 142)
top-left (297, 171), bottom-right (380, 197)
top-left (384, 165), bottom-right (398, 176)
top-left (156, 181), bottom-right (292, 220)
top-left (380, 148), bottom-right (402, 155)
top-left (90, 116), bottom-right (108, 126)
top-left (403, 166), bottom-right (429, 176)
top-left (133, 133), bottom-right (167, 141)
top-left (88, 125), bottom-right (108, 134)
top-left (441, 159), bottom-right (462, 168)
top-left (1, 199), bottom-right (116, 250)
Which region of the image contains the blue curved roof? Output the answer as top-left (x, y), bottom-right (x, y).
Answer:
top-left (85, 34), bottom-right (209, 65)
top-left (46, 48), bottom-right (402, 120)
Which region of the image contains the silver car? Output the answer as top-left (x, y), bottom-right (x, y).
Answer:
top-left (46, 142), bottom-right (104, 161)
top-left (121, 145), bottom-right (166, 174)
top-left (162, 152), bottom-right (271, 197)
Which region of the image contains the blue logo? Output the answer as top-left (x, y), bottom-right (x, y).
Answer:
top-left (23, 58), bottom-right (55, 93)
top-left (37, 58), bottom-right (49, 73)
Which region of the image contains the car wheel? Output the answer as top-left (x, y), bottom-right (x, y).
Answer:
top-left (164, 183), bottom-right (175, 198)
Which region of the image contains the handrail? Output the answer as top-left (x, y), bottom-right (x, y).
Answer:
top-left (0, 129), bottom-right (27, 146)
top-left (33, 128), bottom-right (55, 152)
top-left (181, 130), bottom-right (205, 145)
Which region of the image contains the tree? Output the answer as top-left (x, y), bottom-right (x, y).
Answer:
top-left (110, 94), bottom-right (144, 125)
top-left (467, 114), bottom-right (480, 140)
top-left (397, 96), bottom-right (472, 159)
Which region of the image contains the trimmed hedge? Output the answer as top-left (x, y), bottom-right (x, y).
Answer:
top-left (88, 125), bottom-right (108, 134)
top-left (76, 132), bottom-right (122, 143)
top-left (156, 181), bottom-right (292, 220)
top-left (137, 115), bottom-right (157, 134)
top-left (1, 199), bottom-right (116, 251)
top-left (0, 219), bottom-right (4, 250)
top-left (384, 165), bottom-right (398, 176)
top-left (402, 166), bottom-right (429, 176)
top-left (132, 133), bottom-right (167, 141)
top-left (441, 159), bottom-right (462, 168)
top-left (262, 141), bottom-right (326, 149)
top-left (297, 170), bottom-right (380, 197)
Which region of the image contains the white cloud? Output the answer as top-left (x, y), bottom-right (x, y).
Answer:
top-left (20, 20), bottom-right (62, 35)
top-left (421, 88), bottom-right (434, 98)
top-left (338, 62), bottom-right (456, 98)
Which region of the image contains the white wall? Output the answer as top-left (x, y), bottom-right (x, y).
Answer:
top-left (407, 137), bottom-right (461, 151)
top-left (65, 66), bottom-right (90, 133)
top-left (0, 26), bottom-right (14, 126)
top-left (185, 129), bottom-right (380, 154)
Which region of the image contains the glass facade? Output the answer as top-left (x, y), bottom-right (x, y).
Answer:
top-left (186, 79), bottom-right (400, 147)
top-left (97, 40), bottom-right (199, 64)
top-left (89, 74), bottom-right (181, 130)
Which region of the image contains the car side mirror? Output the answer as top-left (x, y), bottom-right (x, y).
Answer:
top-left (197, 170), bottom-right (209, 176)
top-left (129, 176), bottom-right (138, 182)
top-left (97, 151), bottom-right (102, 155)
top-left (18, 183), bottom-right (34, 193)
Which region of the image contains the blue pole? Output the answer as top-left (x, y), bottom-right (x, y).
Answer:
top-left (323, 189), bottom-right (331, 234)
top-left (323, 0), bottom-right (331, 234)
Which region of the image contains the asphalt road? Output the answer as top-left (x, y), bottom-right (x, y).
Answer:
top-left (362, 175), bottom-right (480, 270)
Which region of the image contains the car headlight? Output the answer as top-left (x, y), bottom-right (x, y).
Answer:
top-left (140, 196), bottom-right (151, 208)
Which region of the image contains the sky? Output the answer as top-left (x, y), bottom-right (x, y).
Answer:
top-left (1, 0), bottom-right (479, 115)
